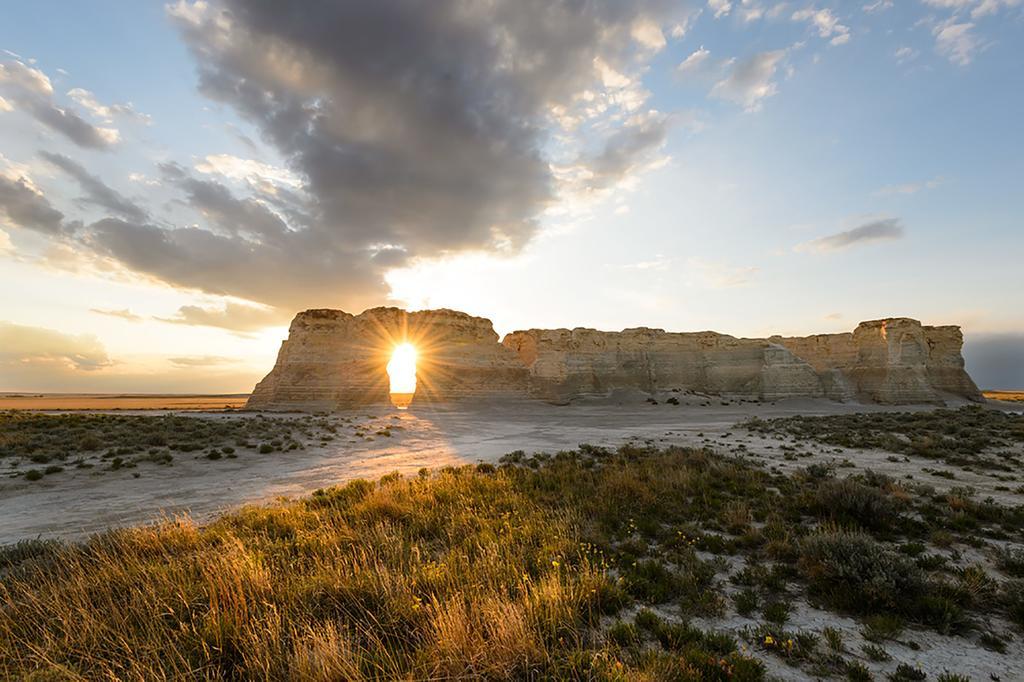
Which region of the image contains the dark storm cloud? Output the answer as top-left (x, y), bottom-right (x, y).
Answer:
top-left (7, 2), bottom-right (690, 318)
top-left (41, 151), bottom-right (149, 223)
top-left (0, 59), bottom-right (119, 150)
top-left (963, 333), bottom-right (1024, 391)
top-left (141, 0), bottom-right (691, 308)
top-left (799, 218), bottom-right (905, 253)
top-left (158, 161), bottom-right (296, 242)
top-left (0, 174), bottom-right (66, 235)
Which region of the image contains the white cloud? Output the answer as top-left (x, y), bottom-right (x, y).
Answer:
top-left (0, 59), bottom-right (120, 148)
top-left (0, 95), bottom-right (11, 112)
top-left (792, 8), bottom-right (851, 46)
top-left (194, 154), bottom-right (303, 189)
top-left (631, 18), bottom-right (667, 51)
top-left (921, 0), bottom-right (1021, 19)
top-left (894, 46), bottom-right (918, 62)
top-left (0, 227), bottom-right (12, 253)
top-left (933, 18), bottom-right (980, 65)
top-left (708, 0), bottom-right (733, 18)
top-left (710, 50), bottom-right (787, 111)
top-left (863, 0), bottom-right (893, 11)
top-left (677, 46), bottom-right (712, 74)
top-left (874, 177), bottom-right (944, 196)
top-left (67, 87), bottom-right (151, 124)
top-left (0, 59), bottom-right (52, 95)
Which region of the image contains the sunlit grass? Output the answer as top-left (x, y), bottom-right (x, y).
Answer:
top-left (2, 440), bottom-right (1022, 679)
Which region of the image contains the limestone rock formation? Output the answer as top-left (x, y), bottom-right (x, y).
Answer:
top-left (501, 328), bottom-right (824, 403)
top-left (247, 308), bottom-right (981, 410)
top-left (247, 307), bottom-right (530, 410)
top-left (772, 318), bottom-right (981, 404)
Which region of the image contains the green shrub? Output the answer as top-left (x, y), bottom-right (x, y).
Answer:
top-left (799, 529), bottom-right (923, 614)
top-left (258, 443), bottom-right (274, 454)
top-left (811, 477), bottom-right (897, 530)
top-left (24, 469), bottom-right (43, 481)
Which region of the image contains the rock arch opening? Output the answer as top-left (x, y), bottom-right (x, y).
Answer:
top-left (387, 342), bottom-right (417, 409)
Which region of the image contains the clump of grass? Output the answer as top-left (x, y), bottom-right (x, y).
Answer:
top-left (798, 528), bottom-right (923, 614)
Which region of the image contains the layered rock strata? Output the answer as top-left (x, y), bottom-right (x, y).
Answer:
top-left (247, 307), bottom-right (530, 410)
top-left (247, 309), bottom-right (981, 409)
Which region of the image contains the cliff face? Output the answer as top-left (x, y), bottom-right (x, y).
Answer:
top-left (247, 307), bottom-right (530, 410)
top-left (247, 309), bottom-right (981, 410)
top-left (772, 318), bottom-right (981, 404)
top-left (501, 328), bottom-right (823, 403)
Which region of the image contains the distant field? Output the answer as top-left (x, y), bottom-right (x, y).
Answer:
top-left (985, 391), bottom-right (1024, 402)
top-left (0, 393), bottom-right (249, 411)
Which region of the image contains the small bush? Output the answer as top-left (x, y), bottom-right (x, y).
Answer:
top-left (863, 643), bottom-right (891, 661)
top-left (799, 529), bottom-right (923, 614)
top-left (762, 600), bottom-right (790, 625)
top-left (811, 477), bottom-right (897, 530)
top-left (258, 443), bottom-right (274, 454)
top-left (24, 469), bottom-right (43, 481)
top-left (733, 588), bottom-right (759, 616)
top-left (890, 663), bottom-right (927, 681)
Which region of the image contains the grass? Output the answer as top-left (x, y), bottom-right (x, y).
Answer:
top-left (741, 406), bottom-right (1024, 471)
top-left (1, 440), bottom-right (1022, 679)
top-left (0, 411), bottom-right (395, 479)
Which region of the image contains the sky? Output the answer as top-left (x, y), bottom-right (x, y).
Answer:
top-left (0, 0), bottom-right (1022, 393)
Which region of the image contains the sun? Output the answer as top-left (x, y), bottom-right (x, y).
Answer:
top-left (386, 342), bottom-right (417, 408)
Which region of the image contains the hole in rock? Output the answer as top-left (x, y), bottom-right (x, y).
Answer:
top-left (387, 343), bottom-right (417, 409)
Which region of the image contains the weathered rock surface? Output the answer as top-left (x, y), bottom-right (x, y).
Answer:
top-left (771, 318), bottom-right (981, 404)
top-left (247, 309), bottom-right (981, 410)
top-left (247, 307), bottom-right (530, 410)
top-left (501, 328), bottom-right (824, 403)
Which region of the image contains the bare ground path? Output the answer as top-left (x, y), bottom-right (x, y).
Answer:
top-left (1, 398), bottom-right (1020, 543)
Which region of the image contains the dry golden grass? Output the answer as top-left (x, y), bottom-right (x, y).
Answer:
top-left (0, 469), bottom-right (617, 680)
top-left (0, 394), bottom-right (249, 411)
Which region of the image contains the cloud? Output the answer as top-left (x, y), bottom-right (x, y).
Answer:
top-left (710, 50), bottom-right (787, 111)
top-left (155, 302), bottom-right (289, 333)
top-left (708, 0), bottom-right (732, 18)
top-left (797, 217), bottom-right (905, 252)
top-left (66, 87), bottom-right (151, 124)
top-left (0, 173), bottom-right (66, 235)
top-left (0, 59), bottom-right (120, 149)
top-left (932, 18), bottom-right (981, 65)
top-left (792, 8), bottom-right (851, 45)
top-left (677, 46), bottom-right (712, 74)
top-left (863, 0), bottom-right (893, 11)
top-left (168, 355), bottom-right (239, 367)
top-left (27, 0), bottom-right (694, 312)
top-left (194, 154), bottom-right (303, 189)
top-left (0, 321), bottom-right (112, 374)
top-left (963, 333), bottom-right (1024, 390)
top-left (921, 0), bottom-right (1022, 19)
top-left (0, 95), bottom-right (11, 112)
top-left (894, 46), bottom-right (918, 62)
top-left (40, 151), bottom-right (149, 222)
top-left (89, 307), bottom-right (142, 321)
top-left (874, 177), bottom-right (944, 196)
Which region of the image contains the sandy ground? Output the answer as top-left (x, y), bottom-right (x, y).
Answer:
top-left (3, 396), bottom-right (1020, 544)
top-left (3, 396), bottom-right (1022, 680)
top-left (0, 393), bottom-right (249, 410)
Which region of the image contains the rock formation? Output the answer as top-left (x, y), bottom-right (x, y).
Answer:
top-left (771, 318), bottom-right (981, 404)
top-left (247, 308), bottom-right (530, 411)
top-left (247, 308), bottom-right (981, 410)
